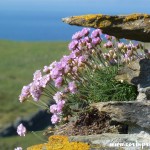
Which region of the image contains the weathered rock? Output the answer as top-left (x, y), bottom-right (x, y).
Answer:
top-left (116, 59), bottom-right (150, 88)
top-left (69, 133), bottom-right (150, 150)
top-left (115, 60), bottom-right (140, 85)
top-left (136, 59), bottom-right (150, 88)
top-left (115, 59), bottom-right (150, 101)
top-left (62, 13), bottom-right (150, 42)
top-left (91, 101), bottom-right (150, 132)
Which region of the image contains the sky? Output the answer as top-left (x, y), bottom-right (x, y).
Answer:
top-left (0, 0), bottom-right (150, 15)
top-left (0, 0), bottom-right (150, 41)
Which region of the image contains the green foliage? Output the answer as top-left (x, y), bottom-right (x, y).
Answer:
top-left (68, 66), bottom-right (137, 110)
top-left (0, 132), bottom-right (45, 150)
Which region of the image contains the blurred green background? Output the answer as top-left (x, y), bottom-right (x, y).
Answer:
top-left (0, 40), bottom-right (69, 149)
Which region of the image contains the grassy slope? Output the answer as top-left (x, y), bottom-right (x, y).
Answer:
top-left (0, 132), bottom-right (46, 150)
top-left (0, 40), bottom-right (69, 149)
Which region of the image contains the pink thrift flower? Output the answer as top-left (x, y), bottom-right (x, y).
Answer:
top-left (64, 65), bottom-right (71, 74)
top-left (104, 41), bottom-right (113, 48)
top-left (50, 104), bottom-right (58, 113)
top-left (33, 70), bottom-right (42, 82)
top-left (30, 82), bottom-right (42, 101)
top-left (92, 37), bottom-right (101, 46)
top-left (17, 123), bottom-right (26, 136)
top-left (68, 40), bottom-right (78, 51)
top-left (54, 77), bottom-right (63, 88)
top-left (72, 31), bottom-right (82, 40)
top-left (49, 61), bottom-right (57, 70)
top-left (19, 84), bottom-right (30, 103)
top-left (84, 36), bottom-right (91, 43)
top-left (55, 62), bottom-right (64, 71)
top-left (57, 100), bottom-right (65, 113)
top-left (43, 66), bottom-right (50, 73)
top-left (81, 28), bottom-right (90, 37)
top-left (53, 92), bottom-right (63, 103)
top-left (86, 43), bottom-right (92, 49)
top-left (50, 67), bottom-right (62, 79)
top-left (14, 147), bottom-right (22, 150)
top-left (68, 81), bottom-right (77, 94)
top-left (60, 55), bottom-right (71, 66)
top-left (91, 29), bottom-right (101, 38)
top-left (78, 55), bottom-right (87, 66)
top-left (40, 74), bottom-right (50, 88)
top-left (51, 114), bottom-right (59, 124)
top-left (70, 50), bottom-right (81, 59)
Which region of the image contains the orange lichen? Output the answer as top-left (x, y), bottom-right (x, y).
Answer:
top-left (27, 135), bottom-right (90, 150)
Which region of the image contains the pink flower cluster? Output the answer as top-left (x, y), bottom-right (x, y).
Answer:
top-left (19, 70), bottom-right (51, 102)
top-left (69, 28), bottom-right (102, 51)
top-left (19, 28), bottom-right (147, 124)
top-left (50, 92), bottom-right (65, 124)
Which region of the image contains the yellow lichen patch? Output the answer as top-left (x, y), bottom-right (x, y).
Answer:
top-left (27, 135), bottom-right (90, 150)
top-left (73, 14), bottom-right (111, 21)
top-left (71, 14), bottom-right (112, 28)
top-left (69, 142), bottom-right (90, 150)
top-left (124, 13), bottom-right (150, 22)
top-left (74, 14), bottom-right (102, 21)
top-left (48, 135), bottom-right (69, 144)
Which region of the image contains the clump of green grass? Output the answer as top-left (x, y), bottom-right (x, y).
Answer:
top-left (81, 66), bottom-right (137, 102)
top-left (0, 132), bottom-right (45, 150)
top-left (67, 66), bottom-right (137, 111)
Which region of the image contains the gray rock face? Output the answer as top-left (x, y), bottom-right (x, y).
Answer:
top-left (115, 59), bottom-right (150, 101)
top-left (116, 59), bottom-right (150, 87)
top-left (69, 133), bottom-right (150, 150)
top-left (115, 60), bottom-right (140, 85)
top-left (136, 59), bottom-right (150, 88)
top-left (67, 101), bottom-right (150, 149)
top-left (91, 101), bottom-right (150, 132)
top-left (62, 13), bottom-right (150, 42)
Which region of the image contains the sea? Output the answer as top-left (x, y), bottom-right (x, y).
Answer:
top-left (0, 0), bottom-right (150, 41)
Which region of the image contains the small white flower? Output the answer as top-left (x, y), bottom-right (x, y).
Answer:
top-left (17, 123), bottom-right (26, 136)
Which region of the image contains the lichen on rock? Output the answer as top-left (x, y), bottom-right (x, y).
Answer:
top-left (62, 13), bottom-right (150, 42)
top-left (27, 135), bottom-right (90, 150)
